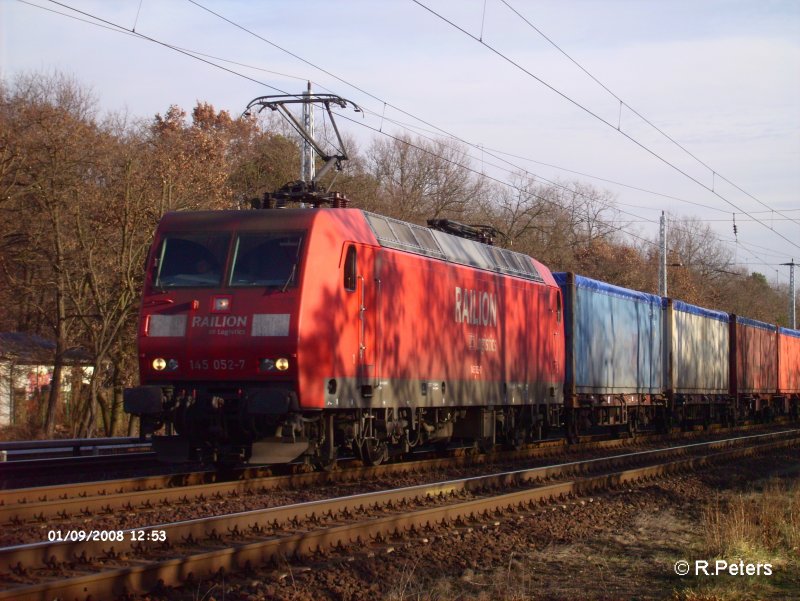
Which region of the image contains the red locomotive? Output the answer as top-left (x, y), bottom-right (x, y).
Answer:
top-left (124, 208), bottom-right (565, 465)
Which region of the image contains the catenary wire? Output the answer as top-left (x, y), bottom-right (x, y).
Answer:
top-left (20, 0), bottom-right (317, 86)
top-left (33, 0), bottom-right (637, 229)
top-left (181, 0), bottom-right (787, 268)
top-left (182, 0), bottom-right (739, 222)
top-left (410, 0), bottom-right (800, 252)
top-left (346, 105), bottom-right (778, 268)
top-left (41, 0), bottom-right (293, 96)
top-left (24, 0), bottom-right (786, 273)
top-left (498, 0), bottom-right (800, 227)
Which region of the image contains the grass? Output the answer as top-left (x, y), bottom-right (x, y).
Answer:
top-left (675, 479), bottom-right (800, 601)
top-left (703, 479), bottom-right (800, 560)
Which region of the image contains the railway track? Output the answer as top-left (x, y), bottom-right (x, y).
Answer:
top-left (0, 436), bottom-right (611, 528)
top-left (0, 428), bottom-right (797, 601)
top-left (0, 422), bottom-right (789, 527)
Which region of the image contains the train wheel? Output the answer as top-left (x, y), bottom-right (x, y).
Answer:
top-left (501, 409), bottom-right (526, 449)
top-left (314, 413), bottom-right (338, 471)
top-left (511, 431), bottom-right (526, 450)
top-left (533, 421), bottom-right (544, 441)
top-left (534, 409), bottom-right (550, 441)
top-left (359, 438), bottom-right (388, 466)
top-left (477, 436), bottom-right (494, 453)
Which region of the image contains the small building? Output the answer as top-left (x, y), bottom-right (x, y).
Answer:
top-left (0, 332), bottom-right (93, 427)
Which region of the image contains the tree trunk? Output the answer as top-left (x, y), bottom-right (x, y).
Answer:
top-left (44, 286), bottom-right (66, 436)
top-left (109, 363), bottom-right (124, 436)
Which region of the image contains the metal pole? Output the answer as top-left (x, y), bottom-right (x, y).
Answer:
top-left (782, 259), bottom-right (797, 329)
top-left (659, 211), bottom-right (667, 297)
top-left (301, 82), bottom-right (315, 183)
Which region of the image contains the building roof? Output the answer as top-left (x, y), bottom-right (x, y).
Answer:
top-left (0, 332), bottom-right (92, 365)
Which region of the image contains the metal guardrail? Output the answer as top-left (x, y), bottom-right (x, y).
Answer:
top-left (0, 437), bottom-right (150, 461)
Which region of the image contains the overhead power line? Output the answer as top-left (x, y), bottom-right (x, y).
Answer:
top-left (31, 0), bottom-right (630, 227)
top-left (182, 2), bottom-right (727, 218)
top-left (23, 0), bottom-right (787, 273)
top-left (485, 146), bottom-right (732, 214)
top-left (180, 0), bottom-right (789, 268)
top-left (333, 111), bottom-right (662, 250)
top-left (41, 0), bottom-right (781, 270)
top-left (410, 0), bottom-right (800, 252)
top-left (498, 0), bottom-right (800, 228)
top-left (27, 0), bottom-right (664, 252)
top-left (21, 0), bottom-right (314, 85)
top-left (345, 104), bottom-right (779, 270)
top-left (41, 0), bottom-right (292, 96)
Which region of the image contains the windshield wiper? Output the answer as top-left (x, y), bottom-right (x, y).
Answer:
top-left (281, 264), bottom-right (297, 293)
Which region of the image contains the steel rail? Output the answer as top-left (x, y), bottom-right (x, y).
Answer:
top-left (0, 430), bottom-right (797, 601)
top-left (0, 423), bottom-right (790, 523)
top-left (0, 470), bottom-right (220, 505)
top-left (0, 436), bottom-right (592, 519)
top-left (2, 419), bottom-right (785, 501)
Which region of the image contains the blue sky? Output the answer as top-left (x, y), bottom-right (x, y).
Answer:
top-left (2, 0), bottom-right (799, 287)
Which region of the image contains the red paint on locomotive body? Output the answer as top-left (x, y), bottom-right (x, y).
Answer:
top-left (139, 211), bottom-right (307, 390)
top-left (136, 208), bottom-right (564, 413)
top-left (126, 205), bottom-right (796, 463)
top-left (137, 209), bottom-right (377, 406)
top-left (364, 241), bottom-right (564, 409)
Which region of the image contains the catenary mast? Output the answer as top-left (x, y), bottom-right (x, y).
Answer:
top-left (783, 259), bottom-right (797, 329)
top-left (301, 81), bottom-right (315, 184)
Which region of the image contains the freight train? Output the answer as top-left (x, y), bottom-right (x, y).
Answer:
top-left (124, 205), bottom-right (800, 466)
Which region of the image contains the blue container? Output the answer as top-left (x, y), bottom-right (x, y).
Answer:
top-left (554, 273), bottom-right (665, 395)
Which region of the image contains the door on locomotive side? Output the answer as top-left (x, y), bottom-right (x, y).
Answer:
top-left (342, 242), bottom-right (379, 400)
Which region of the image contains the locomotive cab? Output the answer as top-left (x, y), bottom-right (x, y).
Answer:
top-left (125, 210), bottom-right (334, 463)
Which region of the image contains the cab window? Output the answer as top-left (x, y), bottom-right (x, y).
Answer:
top-left (229, 232), bottom-right (305, 288)
top-left (154, 233), bottom-right (230, 288)
top-left (344, 245), bottom-right (357, 291)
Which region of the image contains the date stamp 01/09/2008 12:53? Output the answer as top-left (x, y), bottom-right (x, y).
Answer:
top-left (47, 529), bottom-right (167, 543)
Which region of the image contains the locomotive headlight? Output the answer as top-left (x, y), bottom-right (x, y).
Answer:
top-left (152, 357), bottom-right (167, 371)
top-left (259, 357), bottom-right (290, 372)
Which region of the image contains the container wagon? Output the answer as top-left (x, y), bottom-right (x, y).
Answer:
top-left (665, 300), bottom-right (731, 427)
top-left (730, 316), bottom-right (778, 420)
top-left (554, 272), bottom-right (666, 437)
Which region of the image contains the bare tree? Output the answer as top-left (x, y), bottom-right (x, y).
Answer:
top-left (65, 127), bottom-right (158, 436)
top-left (0, 72), bottom-right (101, 435)
top-left (367, 133), bottom-right (484, 223)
